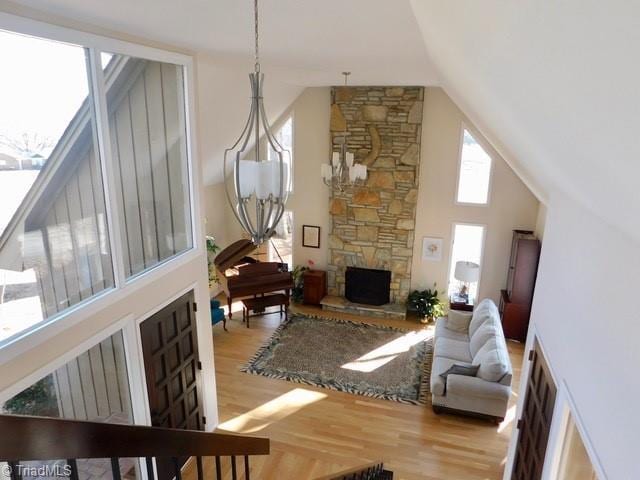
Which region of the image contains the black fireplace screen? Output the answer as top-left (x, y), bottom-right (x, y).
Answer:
top-left (345, 267), bottom-right (391, 305)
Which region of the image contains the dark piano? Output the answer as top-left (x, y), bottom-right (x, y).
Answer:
top-left (214, 239), bottom-right (293, 318)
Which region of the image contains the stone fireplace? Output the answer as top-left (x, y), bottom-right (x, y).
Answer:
top-left (326, 86), bottom-right (424, 304)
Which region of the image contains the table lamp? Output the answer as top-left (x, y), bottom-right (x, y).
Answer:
top-left (454, 261), bottom-right (480, 303)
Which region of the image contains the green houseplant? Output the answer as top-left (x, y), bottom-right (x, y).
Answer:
top-left (407, 284), bottom-right (445, 324)
top-left (206, 236), bottom-right (220, 288)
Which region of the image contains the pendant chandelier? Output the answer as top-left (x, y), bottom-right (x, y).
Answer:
top-left (224, 0), bottom-right (291, 246)
top-left (321, 72), bottom-right (367, 192)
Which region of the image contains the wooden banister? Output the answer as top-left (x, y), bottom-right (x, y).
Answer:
top-left (0, 414), bottom-right (270, 461)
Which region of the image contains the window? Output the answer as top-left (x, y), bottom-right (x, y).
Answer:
top-left (268, 211), bottom-right (293, 268)
top-left (456, 128), bottom-right (492, 204)
top-left (0, 28), bottom-right (193, 345)
top-left (2, 330), bottom-right (138, 477)
top-left (448, 223), bottom-right (485, 302)
top-left (268, 116), bottom-right (293, 193)
top-left (104, 54), bottom-right (192, 278)
top-left (0, 30), bottom-right (114, 343)
top-left (557, 414), bottom-right (598, 480)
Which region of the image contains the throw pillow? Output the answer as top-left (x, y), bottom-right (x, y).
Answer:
top-left (468, 299), bottom-right (498, 337)
top-left (473, 337), bottom-right (510, 382)
top-left (439, 364), bottom-right (479, 381)
top-left (469, 321), bottom-right (499, 357)
top-left (447, 310), bottom-right (473, 333)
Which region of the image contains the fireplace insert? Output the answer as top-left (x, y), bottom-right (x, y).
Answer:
top-left (345, 267), bottom-right (391, 305)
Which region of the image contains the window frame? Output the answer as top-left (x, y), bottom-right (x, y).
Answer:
top-left (0, 12), bottom-right (203, 362)
top-left (446, 221), bottom-right (487, 301)
top-left (454, 122), bottom-right (494, 207)
top-left (267, 113), bottom-right (294, 194)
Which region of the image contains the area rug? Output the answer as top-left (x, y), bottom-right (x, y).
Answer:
top-left (241, 314), bottom-right (433, 404)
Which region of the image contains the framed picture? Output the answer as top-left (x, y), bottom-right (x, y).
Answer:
top-left (422, 237), bottom-right (443, 261)
top-left (302, 225), bottom-right (321, 248)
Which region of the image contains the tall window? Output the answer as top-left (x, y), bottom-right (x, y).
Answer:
top-left (456, 128), bottom-right (492, 204)
top-left (0, 29), bottom-right (193, 345)
top-left (268, 116), bottom-right (293, 193)
top-left (0, 31), bottom-right (114, 343)
top-left (448, 223), bottom-right (485, 302)
top-left (104, 54), bottom-right (192, 278)
top-left (1, 330), bottom-right (137, 477)
top-left (268, 211), bottom-right (293, 268)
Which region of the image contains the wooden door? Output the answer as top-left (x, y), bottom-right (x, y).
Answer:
top-left (512, 341), bottom-right (557, 480)
top-left (140, 291), bottom-right (205, 480)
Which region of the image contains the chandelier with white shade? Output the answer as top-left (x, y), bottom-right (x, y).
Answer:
top-left (321, 72), bottom-right (368, 192)
top-left (224, 0), bottom-right (291, 246)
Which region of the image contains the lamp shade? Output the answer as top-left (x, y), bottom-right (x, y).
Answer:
top-left (454, 261), bottom-right (480, 283)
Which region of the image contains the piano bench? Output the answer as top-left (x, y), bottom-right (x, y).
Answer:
top-left (241, 294), bottom-right (289, 328)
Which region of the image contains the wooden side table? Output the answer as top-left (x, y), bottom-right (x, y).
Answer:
top-left (303, 270), bottom-right (327, 305)
top-left (450, 296), bottom-right (474, 312)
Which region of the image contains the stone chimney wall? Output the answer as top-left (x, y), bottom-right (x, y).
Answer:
top-left (327, 86), bottom-right (424, 303)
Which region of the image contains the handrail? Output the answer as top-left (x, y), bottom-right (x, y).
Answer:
top-left (0, 414), bottom-right (270, 461)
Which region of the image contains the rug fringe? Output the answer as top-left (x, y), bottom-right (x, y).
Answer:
top-left (241, 313), bottom-right (434, 405)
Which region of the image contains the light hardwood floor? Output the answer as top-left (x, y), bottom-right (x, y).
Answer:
top-left (186, 303), bottom-right (523, 480)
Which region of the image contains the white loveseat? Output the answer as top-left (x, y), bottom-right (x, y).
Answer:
top-left (430, 299), bottom-right (512, 422)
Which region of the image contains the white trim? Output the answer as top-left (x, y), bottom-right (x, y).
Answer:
top-left (0, 12), bottom-right (190, 65)
top-left (446, 221), bottom-right (487, 302)
top-left (542, 381), bottom-right (608, 480)
top-left (88, 48), bottom-right (127, 289)
top-left (0, 314), bottom-right (134, 404)
top-left (454, 121), bottom-right (494, 207)
top-left (0, 247), bottom-right (200, 365)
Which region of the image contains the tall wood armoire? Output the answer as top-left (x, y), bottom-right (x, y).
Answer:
top-left (499, 230), bottom-right (541, 342)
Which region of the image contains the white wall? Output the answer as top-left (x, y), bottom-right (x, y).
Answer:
top-left (506, 192), bottom-right (640, 479)
top-left (410, 88), bottom-right (540, 304)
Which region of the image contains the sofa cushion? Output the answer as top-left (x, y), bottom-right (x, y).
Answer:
top-left (469, 299), bottom-right (499, 337)
top-left (434, 337), bottom-right (472, 363)
top-left (430, 356), bottom-right (473, 396)
top-left (447, 310), bottom-right (473, 333)
top-left (469, 321), bottom-right (500, 357)
top-left (473, 337), bottom-right (510, 382)
top-left (434, 317), bottom-right (469, 342)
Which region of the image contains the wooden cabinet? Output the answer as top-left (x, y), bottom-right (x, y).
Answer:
top-left (303, 270), bottom-right (327, 305)
top-left (500, 230), bottom-right (540, 341)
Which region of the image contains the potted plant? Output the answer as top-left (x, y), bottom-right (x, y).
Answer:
top-left (407, 284), bottom-right (445, 324)
top-left (206, 236), bottom-right (220, 288)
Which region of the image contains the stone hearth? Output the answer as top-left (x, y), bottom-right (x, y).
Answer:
top-left (320, 295), bottom-right (406, 320)
top-left (327, 86), bottom-right (424, 303)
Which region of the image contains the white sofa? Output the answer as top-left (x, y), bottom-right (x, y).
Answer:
top-left (430, 299), bottom-right (512, 422)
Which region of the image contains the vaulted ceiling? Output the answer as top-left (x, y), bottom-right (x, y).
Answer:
top-left (5, 0), bottom-right (639, 240)
top-left (410, 0), bottom-right (640, 241)
top-left (9, 0), bottom-right (438, 86)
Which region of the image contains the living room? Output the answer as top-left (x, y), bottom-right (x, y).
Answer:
top-left (0, 1), bottom-right (636, 480)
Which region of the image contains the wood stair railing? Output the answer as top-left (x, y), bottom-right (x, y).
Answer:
top-left (315, 461), bottom-right (393, 480)
top-left (0, 414), bottom-right (269, 480)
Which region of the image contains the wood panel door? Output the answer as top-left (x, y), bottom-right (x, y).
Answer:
top-left (512, 341), bottom-right (557, 480)
top-left (140, 291), bottom-right (205, 480)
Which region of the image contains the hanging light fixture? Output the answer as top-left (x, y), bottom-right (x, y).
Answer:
top-left (321, 72), bottom-right (367, 192)
top-left (224, 0), bottom-right (291, 246)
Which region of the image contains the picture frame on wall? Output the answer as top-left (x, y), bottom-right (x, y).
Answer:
top-left (422, 236), bottom-right (443, 261)
top-left (302, 225), bottom-right (321, 248)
